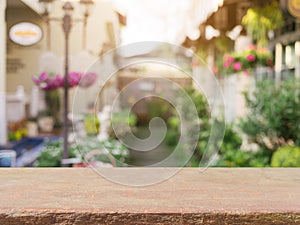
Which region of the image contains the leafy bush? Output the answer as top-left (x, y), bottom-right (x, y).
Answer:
top-left (160, 85), bottom-right (280, 167)
top-left (165, 87), bottom-right (211, 162)
top-left (215, 149), bottom-right (270, 167)
top-left (271, 146), bottom-right (300, 167)
top-left (35, 141), bottom-right (77, 167)
top-left (77, 137), bottom-right (129, 164)
top-left (111, 109), bottom-right (137, 127)
top-left (240, 78), bottom-right (300, 151)
top-left (146, 97), bottom-right (174, 122)
top-left (213, 124), bottom-right (270, 167)
top-left (220, 124), bottom-right (243, 154)
top-left (109, 109), bottom-right (137, 138)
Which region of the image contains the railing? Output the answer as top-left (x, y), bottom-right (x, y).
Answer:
top-left (254, 66), bottom-right (296, 82)
top-left (0, 168), bottom-right (299, 224)
top-left (274, 19), bottom-right (300, 38)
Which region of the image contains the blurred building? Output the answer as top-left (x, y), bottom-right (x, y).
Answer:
top-left (0, 0), bottom-right (292, 143)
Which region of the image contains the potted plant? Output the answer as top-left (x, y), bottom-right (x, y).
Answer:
top-left (26, 117), bottom-right (38, 137)
top-left (37, 110), bottom-right (54, 133)
top-left (32, 71), bottom-right (98, 129)
top-left (242, 1), bottom-right (283, 47)
top-left (44, 89), bottom-right (61, 127)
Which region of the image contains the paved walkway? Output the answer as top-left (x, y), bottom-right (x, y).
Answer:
top-left (129, 125), bottom-right (182, 166)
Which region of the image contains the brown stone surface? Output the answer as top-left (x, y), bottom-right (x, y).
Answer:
top-left (0, 168), bottom-right (299, 224)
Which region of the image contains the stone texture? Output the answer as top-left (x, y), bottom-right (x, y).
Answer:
top-left (0, 168), bottom-right (299, 224)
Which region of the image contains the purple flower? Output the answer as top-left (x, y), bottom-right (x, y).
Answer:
top-left (40, 72), bottom-right (48, 82)
top-left (32, 72), bottom-right (48, 85)
top-left (58, 72), bottom-right (81, 88)
top-left (32, 75), bottom-right (41, 85)
top-left (54, 74), bottom-right (62, 86)
top-left (79, 72), bottom-right (97, 88)
top-left (33, 71), bottom-right (97, 91)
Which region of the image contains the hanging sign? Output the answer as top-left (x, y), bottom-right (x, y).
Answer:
top-left (9, 22), bottom-right (43, 46)
top-left (287, 0), bottom-right (300, 18)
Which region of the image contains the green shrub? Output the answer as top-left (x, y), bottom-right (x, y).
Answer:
top-left (109, 109), bottom-right (137, 138)
top-left (219, 124), bottom-right (243, 154)
top-left (240, 78), bottom-right (300, 151)
top-left (146, 97), bottom-right (174, 121)
top-left (35, 141), bottom-right (77, 167)
top-left (164, 85), bottom-right (274, 167)
top-left (111, 109), bottom-right (137, 127)
top-left (165, 87), bottom-right (211, 163)
top-left (214, 124), bottom-right (270, 167)
top-left (271, 146), bottom-right (300, 167)
top-left (216, 147), bottom-right (270, 167)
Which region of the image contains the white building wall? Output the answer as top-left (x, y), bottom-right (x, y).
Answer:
top-left (0, 0), bottom-right (7, 145)
top-left (7, 1), bottom-right (118, 114)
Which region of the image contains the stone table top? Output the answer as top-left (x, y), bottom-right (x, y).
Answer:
top-left (0, 168), bottom-right (299, 224)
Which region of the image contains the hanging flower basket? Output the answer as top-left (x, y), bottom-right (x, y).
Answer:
top-left (32, 71), bottom-right (97, 90)
top-left (217, 45), bottom-right (274, 75)
top-left (32, 71), bottom-right (98, 127)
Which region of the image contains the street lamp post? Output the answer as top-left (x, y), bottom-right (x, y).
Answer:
top-left (39, 0), bottom-right (94, 166)
top-left (61, 2), bottom-right (73, 164)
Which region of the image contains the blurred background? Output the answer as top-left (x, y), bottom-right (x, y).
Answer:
top-left (0, 0), bottom-right (299, 168)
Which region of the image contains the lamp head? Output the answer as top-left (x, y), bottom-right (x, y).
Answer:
top-left (39, 0), bottom-right (54, 14)
top-left (80, 0), bottom-right (94, 5)
top-left (63, 2), bottom-right (74, 15)
top-left (79, 0), bottom-right (95, 17)
top-left (39, 0), bottom-right (54, 2)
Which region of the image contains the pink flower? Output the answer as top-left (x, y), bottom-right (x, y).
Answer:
top-left (233, 62), bottom-right (242, 71)
top-left (212, 66), bottom-right (218, 74)
top-left (223, 54), bottom-right (229, 60)
top-left (266, 58), bottom-right (273, 66)
top-left (224, 54), bottom-right (234, 62)
top-left (248, 45), bottom-right (257, 50)
top-left (243, 70), bottom-right (249, 75)
top-left (223, 61), bottom-right (231, 68)
top-left (258, 48), bottom-right (268, 53)
top-left (246, 54), bottom-right (256, 62)
top-left (227, 56), bottom-right (234, 63)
